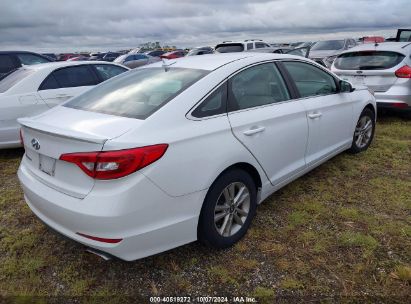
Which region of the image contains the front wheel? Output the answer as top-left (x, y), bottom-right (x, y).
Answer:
top-left (198, 169), bottom-right (257, 249)
top-left (348, 108), bottom-right (375, 154)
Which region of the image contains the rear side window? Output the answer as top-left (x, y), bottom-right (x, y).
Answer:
top-left (283, 61), bottom-right (337, 98)
top-left (52, 66), bottom-right (98, 88)
top-left (0, 69), bottom-right (34, 93)
top-left (228, 63), bottom-right (290, 111)
top-left (334, 51), bottom-right (405, 70)
top-left (192, 82), bottom-right (227, 118)
top-left (0, 55), bottom-right (16, 74)
top-left (215, 43), bottom-right (244, 53)
top-left (65, 67), bottom-right (209, 119)
top-left (16, 53), bottom-right (50, 65)
top-left (247, 43), bottom-right (253, 50)
top-left (94, 64), bottom-right (128, 81)
top-left (39, 75), bottom-right (59, 90)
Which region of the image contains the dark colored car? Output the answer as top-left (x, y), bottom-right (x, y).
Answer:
top-left (160, 50), bottom-right (187, 59)
top-left (186, 47), bottom-right (214, 56)
top-left (42, 53), bottom-right (57, 61)
top-left (102, 52), bottom-right (121, 62)
top-left (145, 50), bottom-right (166, 57)
top-left (0, 51), bottom-right (52, 77)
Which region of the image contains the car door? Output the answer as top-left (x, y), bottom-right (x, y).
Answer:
top-left (280, 61), bottom-right (353, 166)
top-left (227, 62), bottom-right (309, 185)
top-left (38, 65), bottom-right (99, 107)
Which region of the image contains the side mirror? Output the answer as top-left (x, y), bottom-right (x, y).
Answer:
top-left (339, 80), bottom-right (355, 93)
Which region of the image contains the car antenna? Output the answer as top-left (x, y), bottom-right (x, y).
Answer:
top-left (162, 58), bottom-right (175, 72)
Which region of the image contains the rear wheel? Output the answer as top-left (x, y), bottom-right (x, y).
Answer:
top-left (198, 169), bottom-right (257, 248)
top-left (348, 108), bottom-right (375, 154)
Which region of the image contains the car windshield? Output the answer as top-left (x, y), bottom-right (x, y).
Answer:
top-left (215, 44), bottom-right (244, 53)
top-left (64, 67), bottom-right (209, 119)
top-left (334, 51), bottom-right (405, 70)
top-left (0, 68), bottom-right (35, 93)
top-left (311, 40), bottom-right (345, 51)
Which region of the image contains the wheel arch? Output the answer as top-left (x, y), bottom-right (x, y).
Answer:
top-left (211, 162), bottom-right (263, 192)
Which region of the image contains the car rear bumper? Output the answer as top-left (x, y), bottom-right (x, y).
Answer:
top-left (18, 160), bottom-right (206, 261)
top-left (375, 93), bottom-right (411, 111)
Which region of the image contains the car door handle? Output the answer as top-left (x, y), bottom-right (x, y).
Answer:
top-left (308, 112), bottom-right (322, 119)
top-left (243, 127), bottom-right (265, 136)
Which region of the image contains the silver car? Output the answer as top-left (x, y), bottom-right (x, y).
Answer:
top-left (114, 53), bottom-right (160, 69)
top-left (309, 39), bottom-right (357, 68)
top-left (332, 42), bottom-right (411, 111)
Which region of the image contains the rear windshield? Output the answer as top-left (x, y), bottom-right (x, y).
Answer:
top-left (311, 40), bottom-right (345, 51)
top-left (64, 67), bottom-right (208, 119)
top-left (0, 68), bottom-right (35, 93)
top-left (334, 51), bottom-right (405, 70)
top-left (215, 43), bottom-right (244, 53)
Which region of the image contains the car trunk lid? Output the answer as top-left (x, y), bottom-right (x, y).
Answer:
top-left (19, 106), bottom-right (142, 198)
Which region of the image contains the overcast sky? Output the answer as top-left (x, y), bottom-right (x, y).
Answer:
top-left (0, 0), bottom-right (410, 53)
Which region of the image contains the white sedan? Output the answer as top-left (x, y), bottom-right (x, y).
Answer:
top-left (0, 61), bottom-right (129, 148)
top-left (18, 53), bottom-right (376, 261)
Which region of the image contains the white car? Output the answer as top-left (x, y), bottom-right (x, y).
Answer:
top-left (0, 61), bottom-right (129, 148)
top-left (215, 39), bottom-right (273, 53)
top-left (18, 53), bottom-right (376, 261)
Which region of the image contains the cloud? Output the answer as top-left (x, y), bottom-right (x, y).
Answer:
top-left (0, 0), bottom-right (409, 52)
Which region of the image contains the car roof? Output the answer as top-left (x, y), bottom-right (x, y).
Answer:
top-left (23, 60), bottom-right (128, 71)
top-left (340, 42), bottom-right (411, 54)
top-left (144, 52), bottom-right (306, 71)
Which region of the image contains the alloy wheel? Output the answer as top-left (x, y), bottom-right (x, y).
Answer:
top-left (214, 182), bottom-right (250, 237)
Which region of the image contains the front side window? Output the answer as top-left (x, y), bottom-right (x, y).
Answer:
top-left (228, 63), bottom-right (290, 111)
top-left (94, 64), bottom-right (128, 81)
top-left (283, 61), bottom-right (337, 98)
top-left (51, 65), bottom-right (97, 88)
top-left (65, 67), bottom-right (209, 119)
top-left (255, 42), bottom-right (266, 49)
top-left (192, 82), bottom-right (227, 118)
top-left (17, 53), bottom-right (50, 65)
top-left (39, 74), bottom-right (59, 90)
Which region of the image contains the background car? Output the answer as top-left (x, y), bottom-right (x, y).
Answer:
top-left (186, 47), bottom-right (214, 56)
top-left (102, 52), bottom-right (121, 62)
top-left (332, 42), bottom-right (411, 111)
top-left (214, 39), bottom-right (273, 53)
top-left (41, 53), bottom-right (58, 61)
top-left (88, 53), bottom-right (106, 61)
top-left (160, 50), bottom-right (187, 59)
top-left (309, 39), bottom-right (357, 68)
top-left (0, 51), bottom-right (53, 77)
top-left (57, 53), bottom-right (79, 61)
top-left (114, 53), bottom-right (161, 68)
top-left (0, 61), bottom-right (129, 148)
top-left (145, 50), bottom-right (166, 57)
top-left (17, 53), bottom-right (375, 261)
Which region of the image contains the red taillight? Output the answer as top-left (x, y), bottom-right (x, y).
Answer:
top-left (60, 144), bottom-right (168, 180)
top-left (76, 232), bottom-right (122, 244)
top-left (395, 65), bottom-right (411, 78)
top-left (392, 102), bottom-right (408, 109)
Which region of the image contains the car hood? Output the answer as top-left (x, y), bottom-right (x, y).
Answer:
top-left (309, 49), bottom-right (342, 59)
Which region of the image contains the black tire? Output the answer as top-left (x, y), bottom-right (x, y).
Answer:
top-left (198, 169), bottom-right (257, 249)
top-left (348, 108), bottom-right (375, 154)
